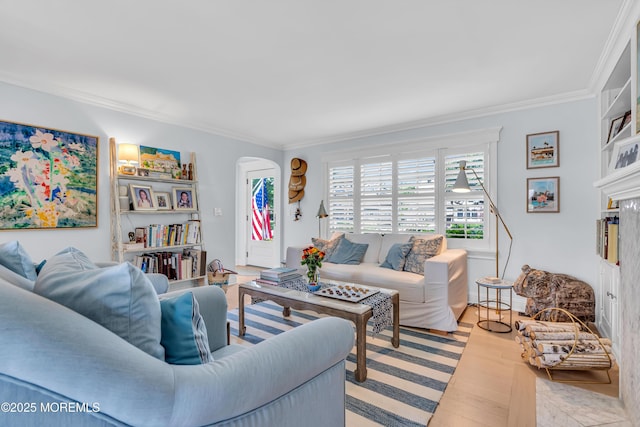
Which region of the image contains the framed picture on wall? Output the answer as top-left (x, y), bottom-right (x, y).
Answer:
top-left (0, 119), bottom-right (98, 230)
top-left (526, 131), bottom-right (559, 169)
top-left (527, 177), bottom-right (559, 213)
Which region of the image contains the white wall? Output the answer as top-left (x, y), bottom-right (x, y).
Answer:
top-left (283, 98), bottom-right (599, 310)
top-left (0, 81), bottom-right (283, 265)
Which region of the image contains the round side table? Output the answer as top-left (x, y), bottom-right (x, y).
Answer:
top-left (475, 277), bottom-right (513, 333)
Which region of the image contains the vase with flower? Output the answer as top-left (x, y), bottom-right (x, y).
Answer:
top-left (301, 246), bottom-right (324, 292)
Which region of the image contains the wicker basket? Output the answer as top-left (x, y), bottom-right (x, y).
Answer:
top-left (207, 259), bottom-right (237, 287)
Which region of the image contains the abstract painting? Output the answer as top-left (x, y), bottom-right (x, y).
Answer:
top-left (0, 120), bottom-right (98, 229)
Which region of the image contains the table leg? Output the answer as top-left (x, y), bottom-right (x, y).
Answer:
top-left (238, 288), bottom-right (246, 336)
top-left (354, 314), bottom-right (367, 382)
top-left (283, 307), bottom-right (291, 317)
top-left (391, 293), bottom-right (400, 348)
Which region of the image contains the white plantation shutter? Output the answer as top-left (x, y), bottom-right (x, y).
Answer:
top-left (444, 152), bottom-right (485, 239)
top-left (328, 164), bottom-right (354, 232)
top-left (326, 142), bottom-right (490, 245)
top-left (360, 160), bottom-right (393, 232)
top-left (397, 157), bottom-right (436, 232)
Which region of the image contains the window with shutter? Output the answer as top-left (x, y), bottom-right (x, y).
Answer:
top-left (328, 164), bottom-right (354, 232)
top-left (325, 129), bottom-right (497, 249)
top-left (444, 152), bottom-right (485, 239)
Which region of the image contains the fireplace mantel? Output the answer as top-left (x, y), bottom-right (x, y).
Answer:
top-left (594, 160), bottom-right (640, 201)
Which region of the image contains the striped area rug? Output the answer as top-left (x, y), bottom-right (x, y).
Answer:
top-left (227, 302), bottom-right (472, 426)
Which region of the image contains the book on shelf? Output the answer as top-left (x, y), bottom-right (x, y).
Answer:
top-left (133, 249), bottom-right (204, 281)
top-left (134, 221), bottom-right (201, 248)
top-left (596, 216), bottom-right (619, 264)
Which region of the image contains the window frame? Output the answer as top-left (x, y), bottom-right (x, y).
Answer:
top-left (322, 127), bottom-right (500, 252)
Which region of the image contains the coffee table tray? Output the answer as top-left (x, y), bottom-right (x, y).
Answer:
top-left (314, 283), bottom-right (380, 303)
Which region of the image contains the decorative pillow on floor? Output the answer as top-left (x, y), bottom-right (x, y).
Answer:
top-left (403, 235), bottom-right (444, 275)
top-left (327, 238), bottom-right (368, 265)
top-left (34, 247), bottom-right (164, 360)
top-left (380, 242), bottom-right (413, 271)
top-left (160, 291), bottom-right (214, 365)
top-left (0, 240), bottom-right (37, 281)
top-left (311, 232), bottom-right (344, 259)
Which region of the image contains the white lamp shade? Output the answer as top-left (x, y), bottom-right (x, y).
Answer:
top-left (118, 144), bottom-right (139, 165)
top-left (452, 160), bottom-right (471, 193)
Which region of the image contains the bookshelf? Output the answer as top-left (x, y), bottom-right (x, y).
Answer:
top-left (109, 138), bottom-right (207, 286)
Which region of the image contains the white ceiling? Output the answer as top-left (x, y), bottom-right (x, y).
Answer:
top-left (0, 1), bottom-right (626, 149)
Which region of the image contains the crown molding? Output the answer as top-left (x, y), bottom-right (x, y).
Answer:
top-left (0, 72), bottom-right (594, 152)
top-left (283, 89), bottom-right (594, 150)
top-left (0, 72), bottom-right (282, 149)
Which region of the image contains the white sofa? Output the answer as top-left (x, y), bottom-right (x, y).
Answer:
top-left (286, 233), bottom-right (468, 332)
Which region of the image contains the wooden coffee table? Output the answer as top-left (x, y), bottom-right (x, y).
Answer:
top-left (238, 280), bottom-right (400, 382)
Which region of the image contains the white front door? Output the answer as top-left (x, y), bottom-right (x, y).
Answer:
top-left (246, 170), bottom-right (279, 267)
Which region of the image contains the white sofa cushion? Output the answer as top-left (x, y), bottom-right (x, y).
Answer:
top-left (345, 233), bottom-right (382, 264)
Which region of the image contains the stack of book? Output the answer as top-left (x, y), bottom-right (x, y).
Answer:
top-left (257, 267), bottom-right (302, 285)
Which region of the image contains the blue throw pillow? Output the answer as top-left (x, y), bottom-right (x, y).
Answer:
top-left (380, 242), bottom-right (413, 271)
top-left (34, 247), bottom-right (164, 360)
top-left (328, 238), bottom-right (369, 265)
top-left (0, 241), bottom-right (37, 281)
top-left (160, 291), bottom-right (214, 365)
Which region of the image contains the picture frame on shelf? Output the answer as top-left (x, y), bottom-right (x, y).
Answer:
top-left (140, 145), bottom-right (182, 179)
top-left (607, 114), bottom-right (626, 144)
top-left (129, 184), bottom-right (156, 211)
top-left (526, 131), bottom-right (559, 169)
top-left (527, 177), bottom-right (559, 213)
top-left (621, 110), bottom-right (632, 130)
top-left (136, 168), bottom-right (150, 177)
top-left (154, 192), bottom-right (172, 210)
top-left (173, 187), bottom-right (197, 211)
top-left (0, 119), bottom-right (98, 230)
top-left (609, 137), bottom-right (640, 172)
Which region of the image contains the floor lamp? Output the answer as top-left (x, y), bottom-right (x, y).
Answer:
top-left (452, 160), bottom-right (513, 280)
top-left (316, 200), bottom-right (328, 238)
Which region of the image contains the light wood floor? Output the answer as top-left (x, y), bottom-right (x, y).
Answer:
top-left (224, 271), bottom-right (619, 426)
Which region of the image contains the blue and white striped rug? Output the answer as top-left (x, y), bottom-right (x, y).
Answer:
top-left (227, 302), bottom-right (472, 426)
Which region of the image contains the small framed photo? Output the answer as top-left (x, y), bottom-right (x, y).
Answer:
top-left (526, 131), bottom-right (559, 169)
top-left (173, 187), bottom-right (197, 211)
top-left (154, 192), bottom-right (172, 210)
top-left (136, 168), bottom-right (150, 177)
top-left (607, 114), bottom-right (626, 144)
top-left (527, 177), bottom-right (559, 213)
top-left (609, 138), bottom-right (640, 172)
top-left (129, 184), bottom-right (156, 211)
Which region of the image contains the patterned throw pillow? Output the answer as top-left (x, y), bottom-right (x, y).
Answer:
top-left (403, 236), bottom-right (444, 275)
top-left (160, 291), bottom-right (214, 365)
top-left (311, 233), bottom-right (344, 259)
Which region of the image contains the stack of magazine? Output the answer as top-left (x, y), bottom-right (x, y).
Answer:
top-left (257, 267), bottom-right (302, 285)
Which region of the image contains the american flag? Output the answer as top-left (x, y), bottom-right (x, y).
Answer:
top-left (252, 179), bottom-right (273, 240)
